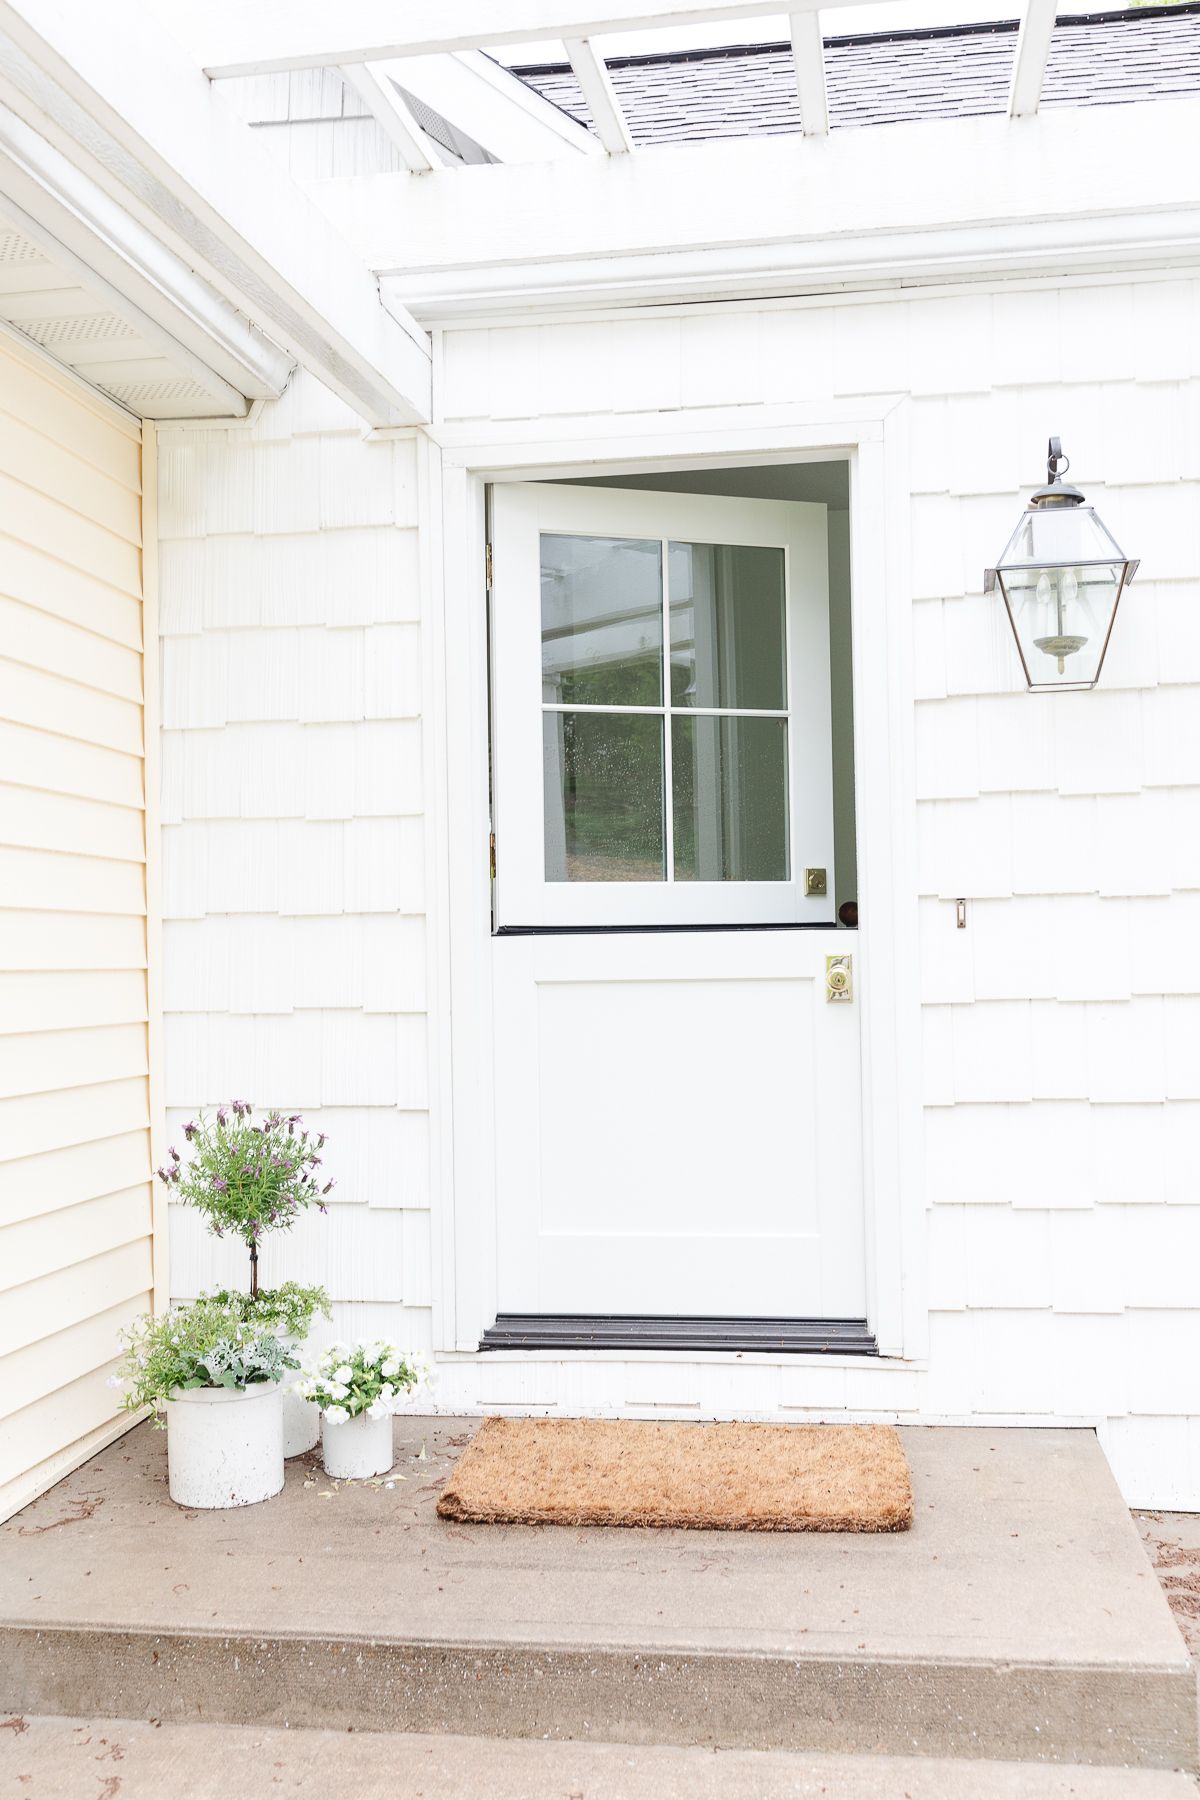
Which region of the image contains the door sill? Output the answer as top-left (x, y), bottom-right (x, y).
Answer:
top-left (479, 1315), bottom-right (878, 1355)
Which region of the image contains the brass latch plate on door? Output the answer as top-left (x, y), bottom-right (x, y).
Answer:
top-left (804, 867), bottom-right (828, 897)
top-left (826, 954), bottom-right (853, 1003)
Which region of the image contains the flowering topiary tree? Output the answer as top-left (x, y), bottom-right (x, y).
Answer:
top-left (157, 1101), bottom-right (333, 1297)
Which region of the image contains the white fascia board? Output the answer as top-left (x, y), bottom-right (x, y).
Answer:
top-left (0, 0), bottom-right (432, 425)
top-left (329, 95), bottom-right (1200, 307)
top-left (388, 51), bottom-right (602, 162)
top-left (0, 100), bottom-right (290, 402)
top-left (180, 0), bottom-right (899, 76)
top-left (385, 206), bottom-right (1200, 320)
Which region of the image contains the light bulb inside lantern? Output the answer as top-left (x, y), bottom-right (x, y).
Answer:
top-left (1033, 565), bottom-right (1089, 675)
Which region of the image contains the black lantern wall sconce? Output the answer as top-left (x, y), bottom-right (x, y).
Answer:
top-left (985, 438), bottom-right (1138, 692)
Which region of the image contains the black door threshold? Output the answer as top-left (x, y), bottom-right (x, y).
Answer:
top-left (479, 1315), bottom-right (878, 1355)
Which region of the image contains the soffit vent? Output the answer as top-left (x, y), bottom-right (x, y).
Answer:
top-left (0, 229), bottom-right (45, 264)
top-left (21, 312), bottom-right (141, 348)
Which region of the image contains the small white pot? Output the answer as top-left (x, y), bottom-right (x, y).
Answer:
top-left (321, 1408), bottom-right (393, 1479)
top-left (279, 1332), bottom-right (319, 1458)
top-left (165, 1382), bottom-right (284, 1509)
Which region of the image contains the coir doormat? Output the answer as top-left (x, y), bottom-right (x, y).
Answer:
top-left (436, 1416), bottom-right (913, 1533)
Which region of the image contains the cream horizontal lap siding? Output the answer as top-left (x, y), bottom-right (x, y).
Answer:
top-left (0, 327), bottom-right (157, 1523)
top-left (157, 374), bottom-right (432, 1350)
top-left (430, 275), bottom-right (1200, 1510)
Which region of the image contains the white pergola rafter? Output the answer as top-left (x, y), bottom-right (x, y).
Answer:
top-left (178, 0), bottom-right (901, 78)
top-left (789, 11), bottom-right (829, 136)
top-left (1008, 0), bottom-right (1058, 118)
top-left (563, 38), bottom-right (635, 154)
top-left (338, 61), bottom-right (441, 172)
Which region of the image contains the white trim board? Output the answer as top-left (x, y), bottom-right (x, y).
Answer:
top-left (430, 401), bottom-right (925, 1361)
top-left (315, 96), bottom-right (1200, 318)
top-left (185, 0), bottom-right (910, 77)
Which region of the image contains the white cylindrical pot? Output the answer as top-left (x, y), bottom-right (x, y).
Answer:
top-left (279, 1333), bottom-right (319, 1458)
top-left (165, 1382), bottom-right (284, 1509)
top-left (321, 1409), bottom-right (393, 1479)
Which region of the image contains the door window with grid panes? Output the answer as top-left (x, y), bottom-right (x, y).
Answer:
top-left (491, 484), bottom-right (834, 928)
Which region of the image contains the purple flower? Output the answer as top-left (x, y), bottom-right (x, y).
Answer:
top-left (212, 1177), bottom-right (229, 1193)
top-left (183, 1120), bottom-right (198, 1140)
top-left (322, 1181), bottom-right (334, 1196)
top-left (216, 1107), bottom-right (228, 1126)
top-left (169, 1146), bottom-right (180, 1162)
top-left (156, 1166), bottom-right (170, 1184)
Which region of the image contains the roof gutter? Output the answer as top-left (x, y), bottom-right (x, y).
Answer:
top-left (0, 100), bottom-right (293, 408)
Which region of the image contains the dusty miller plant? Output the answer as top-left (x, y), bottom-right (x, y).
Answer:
top-left (114, 1296), bottom-right (297, 1422)
top-left (157, 1102), bottom-right (333, 1296)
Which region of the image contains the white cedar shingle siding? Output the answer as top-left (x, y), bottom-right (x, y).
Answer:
top-left (163, 273), bottom-right (1200, 1505)
top-left (0, 331), bottom-right (151, 1521)
top-left (426, 275), bottom-right (1200, 1507)
top-left (159, 382), bottom-right (431, 1354)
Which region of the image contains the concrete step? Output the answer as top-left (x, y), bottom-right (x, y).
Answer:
top-left (2, 1717), bottom-right (1196, 1800)
top-left (0, 1419), bottom-right (1195, 1773)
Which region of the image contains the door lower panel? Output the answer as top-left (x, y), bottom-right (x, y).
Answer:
top-left (479, 1314), bottom-right (878, 1354)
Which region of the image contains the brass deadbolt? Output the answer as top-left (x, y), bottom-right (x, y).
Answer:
top-left (805, 867), bottom-right (828, 897)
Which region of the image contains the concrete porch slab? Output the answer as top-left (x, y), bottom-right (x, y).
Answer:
top-left (0, 1420), bottom-right (1194, 1770)
top-left (2, 1716), bottom-right (1197, 1800)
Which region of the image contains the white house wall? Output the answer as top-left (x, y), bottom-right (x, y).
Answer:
top-left (160, 272), bottom-right (1200, 1508)
top-left (157, 376), bottom-right (433, 1353)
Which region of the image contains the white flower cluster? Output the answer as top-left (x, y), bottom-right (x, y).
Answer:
top-left (296, 1336), bottom-right (424, 1422)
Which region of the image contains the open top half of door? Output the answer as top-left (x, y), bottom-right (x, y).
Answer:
top-left (490, 482), bottom-right (835, 930)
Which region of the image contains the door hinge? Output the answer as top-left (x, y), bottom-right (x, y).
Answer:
top-left (489, 830), bottom-right (497, 880)
top-left (485, 542), bottom-right (493, 590)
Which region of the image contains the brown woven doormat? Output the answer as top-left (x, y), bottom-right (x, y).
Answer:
top-left (436, 1417), bottom-right (913, 1533)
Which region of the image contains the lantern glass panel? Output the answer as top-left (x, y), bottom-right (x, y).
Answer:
top-left (997, 561), bottom-right (1124, 689)
top-left (996, 504), bottom-right (1125, 570)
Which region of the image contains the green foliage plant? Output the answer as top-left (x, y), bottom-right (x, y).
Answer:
top-left (114, 1295), bottom-right (297, 1423)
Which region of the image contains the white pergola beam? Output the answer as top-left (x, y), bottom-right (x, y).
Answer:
top-left (1008, 0), bottom-right (1057, 119)
top-left (0, 0), bottom-right (432, 425)
top-left (338, 62), bottom-right (440, 172)
top-left (181, 0), bottom-right (909, 78)
top-left (788, 11), bottom-right (828, 137)
top-left (563, 38), bottom-right (635, 154)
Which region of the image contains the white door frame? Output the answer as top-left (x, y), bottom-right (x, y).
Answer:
top-left (421, 396), bottom-right (926, 1364)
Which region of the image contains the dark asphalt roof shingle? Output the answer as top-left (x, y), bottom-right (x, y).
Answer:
top-left (512, 5), bottom-right (1200, 142)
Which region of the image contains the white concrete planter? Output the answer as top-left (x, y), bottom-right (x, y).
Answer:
top-left (279, 1332), bottom-right (319, 1458)
top-left (321, 1409), bottom-right (394, 1479)
top-left (165, 1381), bottom-right (284, 1509)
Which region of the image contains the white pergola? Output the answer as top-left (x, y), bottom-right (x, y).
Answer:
top-left (0, 0), bottom-right (1148, 421)
top-left (171, 0), bottom-right (1062, 146)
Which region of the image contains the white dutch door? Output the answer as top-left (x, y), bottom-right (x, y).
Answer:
top-left (489, 483), bottom-right (865, 1320)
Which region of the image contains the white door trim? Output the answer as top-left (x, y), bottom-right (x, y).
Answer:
top-left (428, 399), bottom-right (925, 1364)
